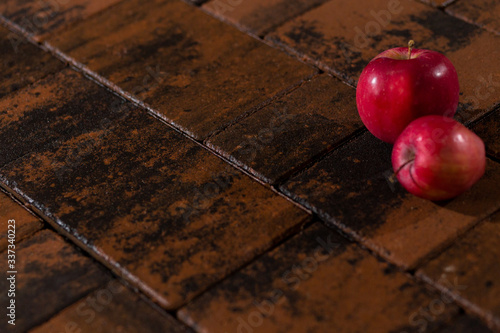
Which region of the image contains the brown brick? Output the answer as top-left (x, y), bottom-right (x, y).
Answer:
top-left (0, 68), bottom-right (130, 168)
top-left (472, 110), bottom-right (500, 161)
top-left (47, 0), bottom-right (316, 140)
top-left (0, 190), bottom-right (42, 252)
top-left (202, 0), bottom-right (328, 36)
top-left (207, 74), bottom-right (363, 184)
top-left (267, 0), bottom-right (500, 124)
top-left (282, 132), bottom-right (500, 270)
top-left (418, 210), bottom-right (500, 330)
top-left (0, 105), bottom-right (310, 310)
top-left (0, 0), bottom-right (123, 39)
top-left (0, 230), bottom-right (110, 332)
top-left (447, 0), bottom-right (500, 35)
top-left (0, 26), bottom-right (63, 100)
top-left (179, 223), bottom-right (458, 333)
top-left (435, 314), bottom-right (494, 333)
top-left (29, 280), bottom-right (193, 333)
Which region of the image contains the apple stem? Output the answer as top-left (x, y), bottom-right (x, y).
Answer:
top-left (408, 40), bottom-right (415, 59)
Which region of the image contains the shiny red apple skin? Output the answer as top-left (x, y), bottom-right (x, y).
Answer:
top-left (392, 115), bottom-right (485, 201)
top-left (356, 47), bottom-right (460, 143)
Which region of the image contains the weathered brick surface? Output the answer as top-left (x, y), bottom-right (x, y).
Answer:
top-left (207, 74), bottom-right (363, 184)
top-left (0, 26), bottom-right (63, 100)
top-left (472, 110), bottom-right (500, 160)
top-left (419, 210), bottom-right (500, 330)
top-left (0, 0), bottom-right (123, 39)
top-left (267, 0), bottom-right (500, 124)
top-left (282, 132), bottom-right (500, 270)
top-left (0, 106), bottom-right (310, 310)
top-left (0, 230), bottom-right (110, 333)
top-left (47, 0), bottom-right (316, 140)
top-left (202, 0), bottom-right (328, 36)
top-left (0, 190), bottom-right (42, 252)
top-left (0, 69), bottom-right (130, 168)
top-left (447, 0), bottom-right (500, 35)
top-left (29, 280), bottom-right (193, 333)
top-left (179, 223), bottom-right (458, 333)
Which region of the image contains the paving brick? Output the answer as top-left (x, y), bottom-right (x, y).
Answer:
top-left (418, 210), bottom-right (500, 330)
top-left (0, 190), bottom-right (42, 252)
top-left (0, 26), bottom-right (63, 100)
top-left (472, 110), bottom-right (500, 161)
top-left (446, 0), bottom-right (500, 35)
top-left (0, 0), bottom-right (123, 39)
top-left (202, 0), bottom-right (328, 36)
top-left (47, 0), bottom-right (316, 140)
top-left (435, 314), bottom-right (494, 333)
top-left (207, 74), bottom-right (363, 184)
top-left (267, 0), bottom-right (500, 124)
top-left (179, 223), bottom-right (458, 333)
top-left (29, 280), bottom-right (192, 333)
top-left (0, 230), bottom-right (110, 333)
top-left (282, 132), bottom-right (500, 270)
top-left (0, 68), bottom-right (130, 168)
top-left (0, 105), bottom-right (310, 310)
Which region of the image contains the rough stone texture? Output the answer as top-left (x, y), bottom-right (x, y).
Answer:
top-left (0, 0), bottom-right (124, 39)
top-left (0, 26), bottom-right (63, 100)
top-left (0, 190), bottom-right (42, 252)
top-left (207, 74), bottom-right (363, 184)
top-left (0, 106), bottom-right (310, 310)
top-left (0, 230), bottom-right (110, 333)
top-left (179, 223), bottom-right (458, 333)
top-left (447, 0), bottom-right (500, 35)
top-left (419, 210), bottom-right (500, 331)
top-left (472, 110), bottom-right (500, 161)
top-left (29, 280), bottom-right (193, 333)
top-left (47, 0), bottom-right (316, 140)
top-left (282, 132), bottom-right (500, 270)
top-left (202, 0), bottom-right (329, 36)
top-left (267, 0), bottom-right (500, 124)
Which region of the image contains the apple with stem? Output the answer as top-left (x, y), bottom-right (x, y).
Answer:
top-left (356, 41), bottom-right (460, 143)
top-left (392, 115), bottom-right (486, 201)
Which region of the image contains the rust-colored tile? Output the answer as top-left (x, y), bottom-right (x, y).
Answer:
top-left (179, 223), bottom-right (458, 333)
top-left (472, 110), bottom-right (500, 161)
top-left (0, 190), bottom-right (42, 252)
top-left (207, 74), bottom-right (363, 184)
top-left (0, 0), bottom-right (124, 39)
top-left (0, 26), bottom-right (63, 99)
top-left (267, 0), bottom-right (500, 124)
top-left (0, 68), bottom-right (131, 168)
top-left (0, 230), bottom-right (110, 332)
top-left (202, 0), bottom-right (328, 36)
top-left (0, 108), bottom-right (310, 310)
top-left (418, 210), bottom-right (500, 330)
top-left (282, 132), bottom-right (500, 270)
top-left (447, 0), bottom-right (500, 35)
top-left (29, 280), bottom-right (192, 333)
top-left (47, 0), bottom-right (316, 140)
top-left (435, 314), bottom-right (494, 333)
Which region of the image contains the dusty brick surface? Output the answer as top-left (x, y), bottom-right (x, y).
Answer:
top-left (179, 223), bottom-right (458, 333)
top-left (0, 26), bottom-right (63, 100)
top-left (47, 0), bottom-right (316, 140)
top-left (202, 0), bottom-right (328, 36)
top-left (0, 106), bottom-right (310, 310)
top-left (0, 190), bottom-right (42, 252)
top-left (29, 280), bottom-right (193, 333)
top-left (419, 210), bottom-right (500, 330)
top-left (472, 110), bottom-right (500, 160)
top-left (207, 74), bottom-right (363, 184)
top-left (0, 230), bottom-right (110, 333)
top-left (267, 0), bottom-right (500, 124)
top-left (282, 132), bottom-right (500, 270)
top-left (447, 0), bottom-right (500, 35)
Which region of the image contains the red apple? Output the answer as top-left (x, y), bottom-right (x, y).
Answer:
top-left (392, 115), bottom-right (485, 201)
top-left (356, 41), bottom-right (460, 143)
